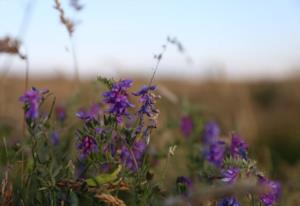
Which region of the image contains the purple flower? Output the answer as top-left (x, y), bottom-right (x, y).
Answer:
top-left (19, 87), bottom-right (49, 120)
top-left (230, 134), bottom-right (248, 159)
top-left (55, 106), bottom-right (67, 123)
top-left (103, 79), bottom-right (134, 123)
top-left (176, 176), bottom-right (192, 196)
top-left (203, 121), bottom-right (220, 144)
top-left (120, 140), bottom-right (147, 172)
top-left (218, 197), bottom-right (240, 206)
top-left (76, 104), bottom-right (101, 122)
top-left (204, 140), bottom-right (226, 166)
top-left (133, 85), bottom-right (159, 117)
top-left (180, 116), bottom-right (193, 137)
top-left (258, 176), bottom-right (281, 206)
top-left (51, 131), bottom-right (60, 145)
top-left (221, 167), bottom-right (240, 184)
top-left (77, 136), bottom-right (98, 158)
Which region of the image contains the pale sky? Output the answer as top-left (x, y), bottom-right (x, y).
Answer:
top-left (1, 0), bottom-right (300, 80)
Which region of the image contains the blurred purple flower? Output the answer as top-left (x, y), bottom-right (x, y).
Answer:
top-left (180, 116), bottom-right (193, 137)
top-left (221, 167), bottom-right (240, 184)
top-left (55, 106), bottom-right (67, 123)
top-left (19, 87), bottom-right (49, 120)
top-left (76, 104), bottom-right (101, 122)
top-left (51, 131), bottom-right (60, 145)
top-left (258, 175), bottom-right (281, 206)
top-left (77, 136), bottom-right (98, 158)
top-left (203, 121), bottom-right (220, 144)
top-left (230, 134), bottom-right (248, 159)
top-left (218, 197), bottom-right (240, 206)
top-left (176, 176), bottom-right (192, 196)
top-left (103, 79), bottom-right (134, 123)
top-left (204, 140), bottom-right (226, 166)
top-left (133, 85), bottom-right (159, 117)
top-left (120, 140), bottom-right (147, 172)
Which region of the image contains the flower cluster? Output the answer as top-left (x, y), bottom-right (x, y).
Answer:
top-left (75, 79), bottom-right (160, 177)
top-left (120, 140), bottom-right (147, 171)
top-left (19, 87), bottom-right (49, 120)
top-left (258, 175), bottom-right (281, 206)
top-left (76, 103), bottom-right (102, 122)
top-left (177, 118), bottom-right (281, 206)
top-left (201, 122), bottom-right (280, 206)
top-left (202, 121), bottom-right (226, 166)
top-left (77, 136), bottom-right (98, 158)
top-left (102, 79), bottom-right (134, 123)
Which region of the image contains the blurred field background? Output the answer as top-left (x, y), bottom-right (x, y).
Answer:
top-left (2, 75), bottom-right (300, 178)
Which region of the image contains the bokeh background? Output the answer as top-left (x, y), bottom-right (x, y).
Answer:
top-left (1, 1), bottom-right (300, 202)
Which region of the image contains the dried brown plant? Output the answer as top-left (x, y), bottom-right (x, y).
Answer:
top-left (0, 36), bottom-right (26, 59)
top-left (0, 172), bottom-right (13, 206)
top-left (94, 193), bottom-right (127, 206)
top-left (54, 0), bottom-right (75, 36)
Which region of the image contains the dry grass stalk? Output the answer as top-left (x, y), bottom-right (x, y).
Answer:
top-left (0, 37), bottom-right (26, 59)
top-left (0, 171), bottom-right (13, 206)
top-left (54, 0), bottom-right (75, 36)
top-left (94, 193), bottom-right (126, 206)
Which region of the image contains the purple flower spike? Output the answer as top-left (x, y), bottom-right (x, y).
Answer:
top-left (133, 85), bottom-right (159, 117)
top-left (103, 79), bottom-right (134, 123)
top-left (218, 197), bottom-right (240, 206)
top-left (77, 136), bottom-right (98, 158)
top-left (221, 167), bottom-right (240, 184)
top-left (258, 176), bottom-right (281, 206)
top-left (76, 104), bottom-right (101, 122)
top-left (120, 140), bottom-right (147, 172)
top-left (176, 176), bottom-right (192, 196)
top-left (230, 134), bottom-right (248, 159)
top-left (180, 116), bottom-right (193, 137)
top-left (19, 87), bottom-right (49, 120)
top-left (203, 121), bottom-right (220, 144)
top-left (205, 140), bottom-right (226, 166)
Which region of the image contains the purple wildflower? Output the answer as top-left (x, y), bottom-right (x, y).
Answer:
top-left (180, 116), bottom-right (193, 137)
top-left (230, 134), bottom-right (248, 159)
top-left (203, 121), bottom-right (220, 144)
top-left (221, 167), bottom-right (240, 184)
top-left (258, 176), bottom-right (281, 206)
top-left (55, 106), bottom-right (67, 123)
top-left (132, 85), bottom-right (159, 117)
top-left (120, 140), bottom-right (147, 172)
top-left (76, 104), bottom-right (101, 122)
top-left (51, 131), bottom-right (60, 145)
top-left (176, 176), bottom-right (192, 196)
top-left (204, 140), bottom-right (226, 166)
top-left (19, 87), bottom-right (49, 120)
top-left (103, 79), bottom-right (134, 123)
top-left (77, 136), bottom-right (98, 158)
top-left (218, 197), bottom-right (240, 206)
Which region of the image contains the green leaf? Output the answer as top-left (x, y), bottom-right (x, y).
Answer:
top-left (85, 165), bottom-right (122, 187)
